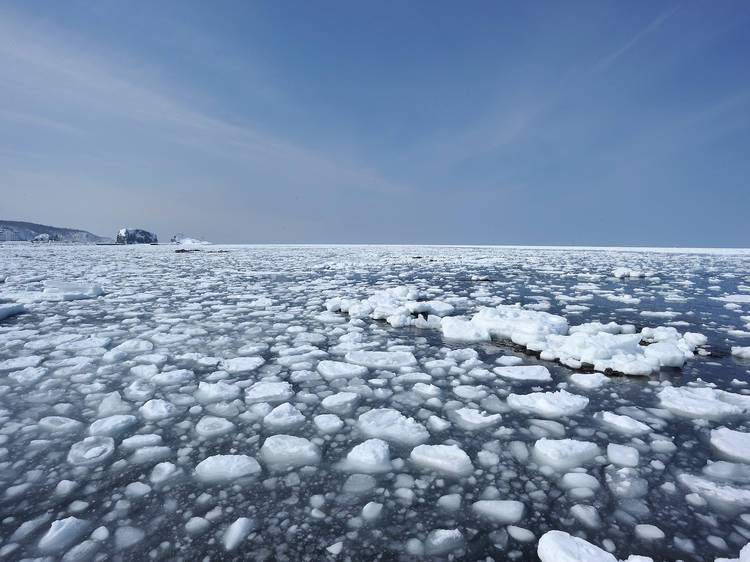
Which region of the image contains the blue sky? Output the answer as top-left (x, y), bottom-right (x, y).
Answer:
top-left (1, 1), bottom-right (749, 245)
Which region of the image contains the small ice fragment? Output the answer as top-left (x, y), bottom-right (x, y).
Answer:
top-left (223, 517), bottom-right (255, 551)
top-left (410, 444), bottom-right (473, 477)
top-left (472, 500), bottom-right (525, 524)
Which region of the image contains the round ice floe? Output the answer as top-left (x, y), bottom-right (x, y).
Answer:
top-left (711, 427), bottom-right (750, 463)
top-left (358, 408), bottom-right (429, 446)
top-left (732, 346), bottom-right (750, 359)
top-left (38, 416), bottom-right (84, 434)
top-left (196, 416), bottom-right (236, 439)
top-left (263, 403), bottom-right (305, 430)
top-left (195, 455), bottom-right (261, 483)
top-left (245, 381), bottom-right (293, 404)
top-left (220, 356), bottom-right (265, 374)
top-left (344, 350), bottom-right (417, 370)
top-left (410, 444), bottom-right (473, 476)
top-left (68, 436), bottom-right (115, 466)
top-left (472, 500), bottom-right (525, 524)
top-left (493, 365), bottom-right (552, 382)
top-left (317, 360), bottom-right (368, 381)
top-left (507, 390), bottom-right (589, 418)
top-left (38, 517), bottom-right (90, 553)
top-left (314, 414), bottom-right (344, 434)
top-left (658, 386), bottom-right (750, 419)
top-left (533, 438), bottom-right (600, 471)
top-left (195, 381), bottom-right (240, 404)
top-left (139, 399), bottom-right (180, 421)
top-left (260, 435), bottom-right (320, 469)
top-left (342, 439), bottom-right (392, 473)
top-left (537, 530), bottom-right (616, 562)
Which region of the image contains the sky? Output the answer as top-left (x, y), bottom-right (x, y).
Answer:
top-left (1, 1), bottom-right (749, 246)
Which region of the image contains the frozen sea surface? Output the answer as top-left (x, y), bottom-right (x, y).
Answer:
top-left (0, 243), bottom-right (750, 561)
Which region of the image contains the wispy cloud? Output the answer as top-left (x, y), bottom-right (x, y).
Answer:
top-left (0, 10), bottom-right (411, 199)
top-left (597, 6), bottom-right (680, 71)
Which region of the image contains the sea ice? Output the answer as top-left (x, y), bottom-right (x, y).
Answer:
top-left (342, 439), bottom-right (392, 473)
top-left (410, 444), bottom-right (473, 476)
top-left (711, 427), bottom-right (750, 463)
top-left (472, 500), bottom-right (525, 524)
top-left (260, 435), bottom-right (320, 469)
top-left (507, 389), bottom-right (589, 418)
top-left (533, 438), bottom-right (600, 470)
top-left (358, 408), bottom-right (429, 446)
top-left (194, 455), bottom-right (261, 482)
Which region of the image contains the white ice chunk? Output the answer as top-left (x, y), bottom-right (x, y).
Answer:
top-left (658, 386), bottom-right (750, 419)
top-left (245, 381), bottom-right (293, 404)
top-left (472, 500), bottom-right (525, 524)
top-left (410, 444), bottom-right (473, 476)
top-left (596, 411), bottom-right (651, 435)
top-left (220, 356), bottom-right (265, 374)
top-left (607, 443), bottom-right (639, 467)
top-left (358, 408), bottom-right (429, 446)
top-left (344, 350), bottom-right (417, 370)
top-left (195, 455), bottom-right (261, 482)
top-left (342, 439), bottom-right (392, 473)
top-left (263, 403), bottom-right (305, 430)
top-left (711, 427), bottom-right (750, 463)
top-left (533, 438), bottom-right (600, 470)
top-left (195, 381), bottom-right (240, 404)
top-left (196, 416), bottom-right (236, 439)
top-left (89, 415), bottom-right (137, 437)
top-left (68, 436), bottom-right (115, 466)
top-left (493, 365), bottom-right (552, 382)
top-left (223, 517), bottom-right (255, 551)
top-left (537, 530), bottom-right (616, 562)
top-left (507, 390), bottom-right (588, 418)
top-left (317, 360), bottom-right (368, 380)
top-left (38, 517), bottom-right (90, 553)
top-left (260, 435), bottom-right (320, 469)
top-left (314, 414), bottom-right (344, 434)
top-left (139, 399), bottom-right (180, 421)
